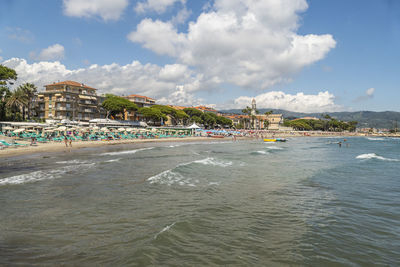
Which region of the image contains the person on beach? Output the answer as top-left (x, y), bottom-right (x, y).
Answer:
top-left (69, 139), bottom-right (72, 147)
top-left (64, 136), bottom-right (68, 147)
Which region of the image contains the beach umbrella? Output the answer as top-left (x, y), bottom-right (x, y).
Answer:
top-left (100, 127), bottom-right (109, 132)
top-left (56, 126), bottom-right (67, 131)
top-left (3, 126), bottom-right (13, 130)
top-left (13, 128), bottom-right (25, 133)
top-left (118, 127), bottom-right (125, 131)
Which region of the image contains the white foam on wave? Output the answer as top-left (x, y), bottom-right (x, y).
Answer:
top-left (104, 158), bottom-right (122, 163)
top-left (193, 157), bottom-right (232, 167)
top-left (56, 159), bottom-right (90, 164)
top-left (147, 169), bottom-right (194, 186)
top-left (367, 137), bottom-right (386, 141)
top-left (356, 153), bottom-right (399, 161)
top-left (256, 150), bottom-right (269, 155)
top-left (100, 147), bottom-right (154, 156)
top-left (0, 163), bottom-right (96, 186)
top-left (148, 157), bottom-right (231, 186)
top-left (266, 146), bottom-right (283, 150)
top-left (154, 222), bottom-right (176, 239)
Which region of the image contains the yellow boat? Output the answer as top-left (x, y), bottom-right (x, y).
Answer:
top-left (264, 139), bottom-right (277, 142)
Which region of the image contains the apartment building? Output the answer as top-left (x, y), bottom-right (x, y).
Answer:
top-left (36, 81), bottom-right (105, 121)
top-left (124, 94), bottom-right (156, 120)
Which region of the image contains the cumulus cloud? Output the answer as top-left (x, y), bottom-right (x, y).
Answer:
top-left (128, 0), bottom-right (336, 90)
top-left (2, 58), bottom-right (202, 106)
top-left (354, 87), bottom-right (375, 102)
top-left (63, 0), bottom-right (129, 21)
top-left (30, 44), bottom-right (65, 61)
top-left (230, 91), bottom-right (341, 112)
top-left (135, 0), bottom-right (185, 14)
top-left (366, 87), bottom-right (375, 96)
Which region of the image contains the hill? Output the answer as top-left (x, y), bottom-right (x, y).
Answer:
top-left (219, 109), bottom-right (400, 129)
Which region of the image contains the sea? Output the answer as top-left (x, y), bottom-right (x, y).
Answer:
top-left (0, 137), bottom-right (399, 266)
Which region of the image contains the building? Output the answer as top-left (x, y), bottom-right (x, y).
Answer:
top-left (194, 106), bottom-right (218, 114)
top-left (36, 81), bottom-right (105, 121)
top-left (123, 94), bottom-right (156, 121)
top-left (221, 99), bottom-right (283, 130)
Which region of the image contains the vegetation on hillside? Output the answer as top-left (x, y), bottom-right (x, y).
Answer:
top-left (283, 116), bottom-right (358, 132)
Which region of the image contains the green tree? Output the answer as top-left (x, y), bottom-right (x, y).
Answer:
top-left (138, 107), bottom-right (167, 124)
top-left (190, 115), bottom-right (203, 124)
top-left (0, 65), bottom-right (18, 121)
top-left (201, 112), bottom-right (217, 128)
top-left (216, 116), bottom-right (233, 127)
top-left (18, 83), bottom-right (37, 119)
top-left (102, 94), bottom-right (138, 119)
top-left (183, 107), bottom-right (203, 118)
top-left (6, 88), bottom-right (28, 121)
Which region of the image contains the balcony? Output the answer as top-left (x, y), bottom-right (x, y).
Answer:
top-left (56, 98), bottom-right (70, 102)
top-left (56, 107), bottom-right (72, 111)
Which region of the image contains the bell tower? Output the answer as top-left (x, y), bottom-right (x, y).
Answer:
top-left (251, 98), bottom-right (256, 116)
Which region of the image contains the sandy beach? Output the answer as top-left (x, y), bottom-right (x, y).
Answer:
top-left (2, 130), bottom-right (392, 158)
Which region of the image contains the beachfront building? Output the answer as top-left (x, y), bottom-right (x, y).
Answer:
top-left (35, 81), bottom-right (106, 122)
top-left (221, 98), bottom-right (283, 130)
top-left (123, 94), bottom-right (156, 121)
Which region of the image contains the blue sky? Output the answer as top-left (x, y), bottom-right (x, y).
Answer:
top-left (0, 0), bottom-right (399, 112)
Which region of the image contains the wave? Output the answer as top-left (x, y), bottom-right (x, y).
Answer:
top-left (147, 169), bottom-right (195, 186)
top-left (100, 147), bottom-right (154, 156)
top-left (56, 159), bottom-right (90, 164)
top-left (367, 137), bottom-right (386, 141)
top-left (154, 222), bottom-right (176, 239)
top-left (193, 157), bottom-right (232, 167)
top-left (266, 146), bottom-right (283, 150)
top-left (0, 163), bottom-right (95, 186)
top-left (104, 158), bottom-right (122, 163)
top-left (254, 150), bottom-right (269, 155)
top-left (356, 153), bottom-right (399, 161)
top-left (148, 157), bottom-right (231, 186)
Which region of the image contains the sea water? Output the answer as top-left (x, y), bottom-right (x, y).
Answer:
top-left (0, 137), bottom-right (399, 265)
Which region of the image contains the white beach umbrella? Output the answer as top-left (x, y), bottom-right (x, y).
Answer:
top-left (3, 126), bottom-right (13, 130)
top-left (118, 127), bottom-right (125, 131)
top-left (13, 128), bottom-right (25, 133)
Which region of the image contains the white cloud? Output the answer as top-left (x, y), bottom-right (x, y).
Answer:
top-left (171, 7), bottom-right (191, 25)
top-left (366, 87), bottom-right (375, 96)
top-left (63, 0), bottom-right (129, 21)
top-left (157, 85), bottom-right (204, 106)
top-left (31, 44), bottom-right (65, 61)
top-left (2, 58), bottom-right (201, 106)
top-left (128, 0), bottom-right (336, 90)
top-left (135, 0), bottom-right (185, 14)
top-left (354, 87), bottom-right (375, 102)
top-left (231, 91), bottom-right (341, 112)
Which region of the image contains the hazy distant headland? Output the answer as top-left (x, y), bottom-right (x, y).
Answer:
top-left (221, 109), bottom-right (400, 129)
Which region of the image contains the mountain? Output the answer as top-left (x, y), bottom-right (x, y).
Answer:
top-left (219, 109), bottom-right (400, 129)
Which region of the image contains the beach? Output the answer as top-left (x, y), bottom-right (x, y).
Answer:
top-left (2, 131), bottom-right (397, 158)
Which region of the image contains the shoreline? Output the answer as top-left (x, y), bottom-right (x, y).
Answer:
top-left (1, 132), bottom-right (397, 158)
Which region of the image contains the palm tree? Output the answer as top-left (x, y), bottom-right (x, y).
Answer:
top-left (6, 88), bottom-right (29, 120)
top-left (18, 83), bottom-right (37, 119)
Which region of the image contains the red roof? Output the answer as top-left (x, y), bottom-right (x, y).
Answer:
top-left (45, 80), bottom-right (97, 90)
top-left (125, 94), bottom-right (155, 101)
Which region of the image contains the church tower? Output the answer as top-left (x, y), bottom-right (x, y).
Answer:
top-left (251, 98), bottom-right (256, 116)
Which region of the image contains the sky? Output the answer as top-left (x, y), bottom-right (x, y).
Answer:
top-left (0, 0), bottom-right (399, 113)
